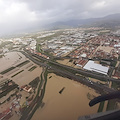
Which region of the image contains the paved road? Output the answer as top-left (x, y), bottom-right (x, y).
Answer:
top-left (27, 51), bottom-right (120, 83)
top-left (51, 66), bottom-right (115, 93)
top-left (22, 51), bottom-right (116, 94)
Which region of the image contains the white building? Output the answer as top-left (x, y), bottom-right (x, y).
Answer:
top-left (81, 53), bottom-right (87, 58)
top-left (30, 41), bottom-right (36, 50)
top-left (83, 60), bottom-right (109, 75)
top-left (114, 44), bottom-right (120, 48)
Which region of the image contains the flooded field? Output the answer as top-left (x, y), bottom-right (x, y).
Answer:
top-left (11, 66), bottom-right (42, 86)
top-left (0, 51), bottom-right (42, 86)
top-left (32, 73), bottom-right (100, 120)
top-left (0, 52), bottom-right (26, 72)
top-left (0, 51), bottom-right (43, 120)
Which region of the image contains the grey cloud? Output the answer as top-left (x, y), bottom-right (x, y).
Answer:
top-left (0, 0), bottom-right (120, 35)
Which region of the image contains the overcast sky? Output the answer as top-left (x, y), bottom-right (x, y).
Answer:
top-left (0, 0), bottom-right (120, 35)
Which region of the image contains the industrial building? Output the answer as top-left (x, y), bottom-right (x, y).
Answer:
top-left (83, 60), bottom-right (109, 75)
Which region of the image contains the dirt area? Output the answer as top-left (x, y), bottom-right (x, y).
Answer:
top-left (90, 77), bottom-right (107, 85)
top-left (96, 46), bottom-right (113, 53)
top-left (57, 59), bottom-right (75, 67)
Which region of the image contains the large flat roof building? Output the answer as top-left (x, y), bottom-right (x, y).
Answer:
top-left (83, 60), bottom-right (109, 75)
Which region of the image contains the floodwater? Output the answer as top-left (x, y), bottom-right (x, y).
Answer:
top-left (0, 51), bottom-right (42, 86)
top-left (0, 52), bottom-right (26, 72)
top-left (0, 51), bottom-right (43, 120)
top-left (11, 66), bottom-right (42, 86)
top-left (32, 73), bottom-right (100, 120)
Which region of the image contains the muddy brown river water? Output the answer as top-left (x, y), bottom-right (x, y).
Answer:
top-left (32, 73), bottom-right (99, 120)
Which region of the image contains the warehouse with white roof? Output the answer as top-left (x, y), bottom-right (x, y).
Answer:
top-left (83, 60), bottom-right (109, 75)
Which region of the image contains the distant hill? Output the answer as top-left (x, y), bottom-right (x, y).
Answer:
top-left (46, 13), bottom-right (120, 29)
top-left (4, 13), bottom-right (120, 37)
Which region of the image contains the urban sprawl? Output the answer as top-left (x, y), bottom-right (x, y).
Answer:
top-left (1, 27), bottom-right (120, 119)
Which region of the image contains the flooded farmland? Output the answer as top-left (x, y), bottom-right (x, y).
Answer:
top-left (0, 51), bottom-right (43, 120)
top-left (0, 51), bottom-right (42, 86)
top-left (0, 52), bottom-right (26, 72)
top-left (32, 73), bottom-right (100, 120)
